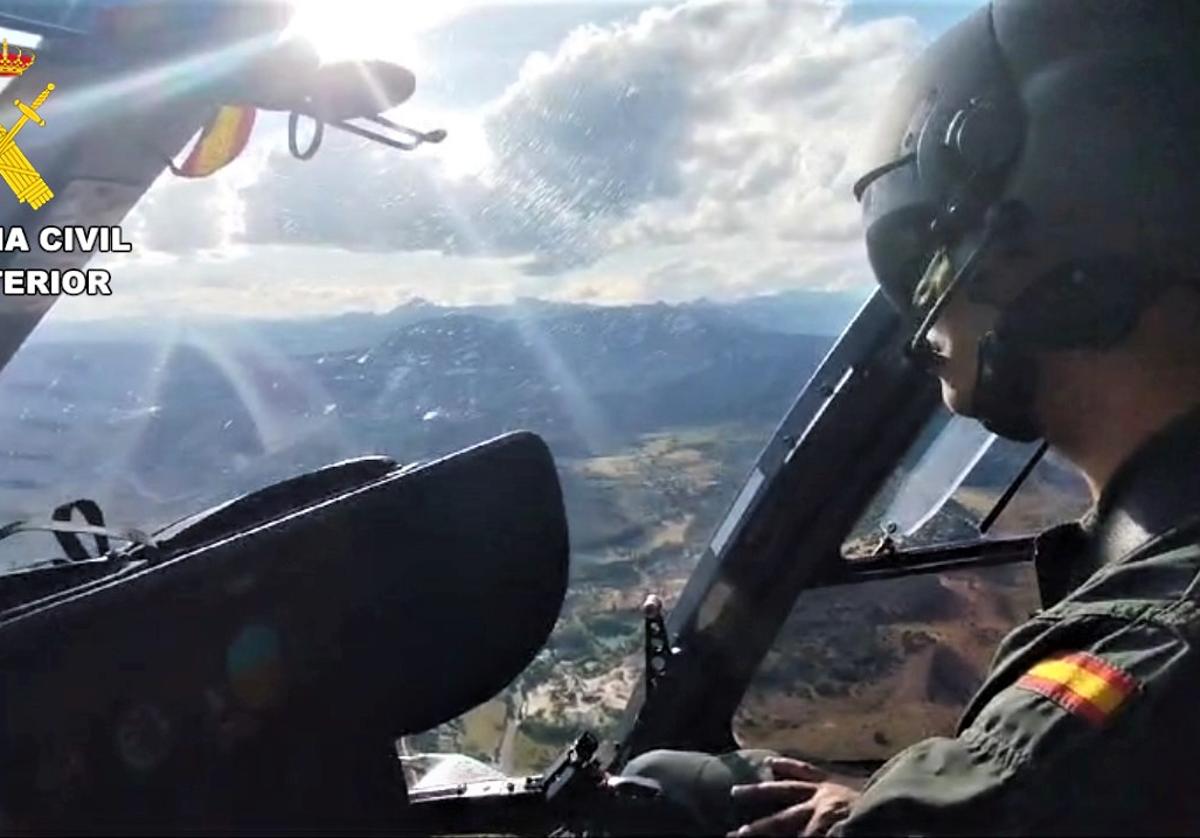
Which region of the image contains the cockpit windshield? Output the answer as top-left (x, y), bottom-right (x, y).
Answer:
top-left (0, 1), bottom-right (966, 772)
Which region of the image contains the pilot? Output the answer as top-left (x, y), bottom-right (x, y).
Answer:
top-left (624, 0), bottom-right (1200, 834)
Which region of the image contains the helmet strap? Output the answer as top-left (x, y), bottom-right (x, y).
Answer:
top-left (973, 330), bottom-right (1042, 442)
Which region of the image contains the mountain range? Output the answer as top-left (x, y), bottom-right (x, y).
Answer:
top-left (0, 295), bottom-right (836, 564)
top-left (30, 288), bottom-right (869, 352)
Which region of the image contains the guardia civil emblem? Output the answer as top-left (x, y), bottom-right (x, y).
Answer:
top-left (0, 39), bottom-right (54, 210)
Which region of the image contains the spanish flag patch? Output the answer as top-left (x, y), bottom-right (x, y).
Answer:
top-left (1015, 652), bottom-right (1139, 725)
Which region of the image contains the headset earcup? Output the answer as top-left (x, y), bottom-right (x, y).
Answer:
top-left (1004, 258), bottom-right (1161, 350)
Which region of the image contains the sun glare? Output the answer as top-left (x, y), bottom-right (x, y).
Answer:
top-left (287, 0), bottom-right (477, 67)
top-left (285, 1), bottom-right (494, 178)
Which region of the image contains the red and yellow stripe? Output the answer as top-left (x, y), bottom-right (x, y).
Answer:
top-left (175, 105), bottom-right (256, 178)
top-left (1015, 651), bottom-right (1138, 725)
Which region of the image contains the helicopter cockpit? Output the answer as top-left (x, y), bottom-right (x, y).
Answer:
top-left (0, 1), bottom-right (1097, 833)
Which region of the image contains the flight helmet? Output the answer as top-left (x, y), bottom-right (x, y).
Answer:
top-left (854, 0), bottom-right (1200, 440)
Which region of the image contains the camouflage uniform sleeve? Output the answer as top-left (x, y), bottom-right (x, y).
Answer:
top-left (830, 601), bottom-right (1200, 835)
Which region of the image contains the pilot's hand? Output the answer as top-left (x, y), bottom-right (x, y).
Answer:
top-left (728, 756), bottom-right (863, 836)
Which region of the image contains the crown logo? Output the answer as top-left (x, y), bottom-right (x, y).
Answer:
top-left (0, 40), bottom-right (34, 77)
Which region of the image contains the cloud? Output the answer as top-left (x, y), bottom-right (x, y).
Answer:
top-left (131, 0), bottom-right (923, 303)
top-left (417, 2), bottom-right (657, 108)
top-left (131, 175), bottom-right (238, 254)
top-left (599, 3), bottom-right (921, 248)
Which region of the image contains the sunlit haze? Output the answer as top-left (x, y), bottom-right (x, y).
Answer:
top-left (287, 0), bottom-right (484, 66)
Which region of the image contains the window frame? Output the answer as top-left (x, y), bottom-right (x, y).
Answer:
top-left (609, 291), bottom-right (993, 766)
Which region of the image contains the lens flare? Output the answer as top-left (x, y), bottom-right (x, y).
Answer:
top-left (286, 0), bottom-right (477, 67)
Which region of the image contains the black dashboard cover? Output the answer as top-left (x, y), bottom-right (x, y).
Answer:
top-left (0, 431), bottom-right (569, 831)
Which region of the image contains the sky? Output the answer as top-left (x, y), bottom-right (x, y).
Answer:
top-left (57, 0), bottom-right (976, 321)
